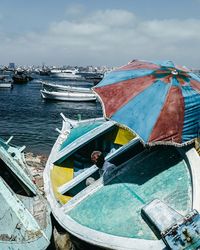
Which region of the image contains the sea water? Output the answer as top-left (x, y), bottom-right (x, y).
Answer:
top-left (0, 77), bottom-right (102, 156)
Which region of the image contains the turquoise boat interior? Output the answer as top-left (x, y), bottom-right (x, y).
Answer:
top-left (50, 120), bottom-right (137, 204)
top-left (0, 138), bottom-right (51, 248)
top-left (66, 145), bottom-right (192, 240)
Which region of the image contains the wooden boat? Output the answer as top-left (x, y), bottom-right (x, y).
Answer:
top-left (40, 88), bottom-right (97, 102)
top-left (79, 72), bottom-right (104, 85)
top-left (43, 114), bottom-right (200, 249)
top-left (0, 137), bottom-right (52, 249)
top-left (42, 82), bottom-right (93, 93)
top-left (85, 73), bottom-right (104, 85)
top-left (39, 68), bottom-right (51, 76)
top-left (12, 71), bottom-right (33, 84)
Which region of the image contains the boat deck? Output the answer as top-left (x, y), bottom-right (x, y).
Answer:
top-left (67, 146), bottom-right (191, 240)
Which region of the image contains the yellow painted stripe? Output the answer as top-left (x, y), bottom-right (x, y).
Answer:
top-left (51, 164), bottom-right (74, 204)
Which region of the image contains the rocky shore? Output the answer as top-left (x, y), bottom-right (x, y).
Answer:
top-left (24, 152), bottom-right (75, 250)
top-left (25, 152), bottom-right (47, 190)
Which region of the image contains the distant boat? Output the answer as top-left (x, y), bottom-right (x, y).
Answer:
top-left (12, 71), bottom-right (33, 84)
top-left (78, 72), bottom-right (104, 85)
top-left (0, 75), bottom-right (13, 88)
top-left (84, 73), bottom-right (104, 85)
top-left (50, 69), bottom-right (84, 80)
top-left (39, 69), bottom-right (51, 76)
top-left (0, 136), bottom-right (52, 249)
top-left (38, 66), bottom-right (51, 76)
top-left (42, 82), bottom-right (94, 93)
top-left (40, 88), bottom-right (97, 102)
top-left (43, 114), bottom-right (200, 250)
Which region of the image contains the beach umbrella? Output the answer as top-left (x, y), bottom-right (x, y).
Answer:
top-left (93, 60), bottom-right (200, 146)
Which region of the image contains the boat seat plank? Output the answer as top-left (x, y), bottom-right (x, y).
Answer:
top-left (58, 138), bottom-right (140, 196)
top-left (58, 165), bottom-right (97, 195)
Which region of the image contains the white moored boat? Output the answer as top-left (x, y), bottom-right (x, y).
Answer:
top-left (42, 82), bottom-right (93, 93)
top-left (0, 76), bottom-right (13, 88)
top-left (40, 89), bottom-right (97, 102)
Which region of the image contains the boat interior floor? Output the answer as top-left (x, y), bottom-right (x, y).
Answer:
top-left (67, 146), bottom-right (192, 240)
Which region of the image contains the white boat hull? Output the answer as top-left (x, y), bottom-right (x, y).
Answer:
top-left (0, 83), bottom-right (12, 88)
top-left (50, 69), bottom-right (83, 80)
top-left (0, 78), bottom-right (13, 88)
top-left (40, 89), bottom-right (96, 101)
top-left (51, 73), bottom-right (82, 79)
top-left (42, 82), bottom-right (93, 93)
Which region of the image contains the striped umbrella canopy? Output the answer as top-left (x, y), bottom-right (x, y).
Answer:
top-left (93, 60), bottom-right (200, 146)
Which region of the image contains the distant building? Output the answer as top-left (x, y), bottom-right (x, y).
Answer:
top-left (8, 62), bottom-right (15, 70)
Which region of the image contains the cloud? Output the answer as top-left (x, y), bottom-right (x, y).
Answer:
top-left (87, 9), bottom-right (137, 27)
top-left (64, 4), bottom-right (86, 20)
top-left (1, 7), bottom-right (200, 68)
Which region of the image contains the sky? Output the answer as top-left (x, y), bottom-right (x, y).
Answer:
top-left (1, 0), bottom-right (200, 68)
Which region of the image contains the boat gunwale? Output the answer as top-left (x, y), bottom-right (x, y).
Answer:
top-left (0, 141), bottom-right (38, 195)
top-left (53, 119), bottom-right (117, 164)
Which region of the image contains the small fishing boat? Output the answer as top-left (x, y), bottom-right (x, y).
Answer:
top-left (0, 136), bottom-right (52, 250)
top-left (0, 75), bottom-right (13, 88)
top-left (78, 72), bottom-right (104, 85)
top-left (40, 88), bottom-right (97, 102)
top-left (85, 73), bottom-right (104, 85)
top-left (42, 82), bottom-right (93, 93)
top-left (12, 71), bottom-right (33, 84)
top-left (39, 68), bottom-right (51, 76)
top-left (43, 114), bottom-right (200, 249)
